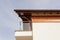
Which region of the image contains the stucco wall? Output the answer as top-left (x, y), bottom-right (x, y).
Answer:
top-left (33, 23), bottom-right (60, 40)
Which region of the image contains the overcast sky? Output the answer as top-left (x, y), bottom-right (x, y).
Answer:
top-left (0, 0), bottom-right (60, 40)
top-left (11, 0), bottom-right (60, 9)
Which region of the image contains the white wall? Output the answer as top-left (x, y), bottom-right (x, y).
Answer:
top-left (33, 23), bottom-right (60, 40)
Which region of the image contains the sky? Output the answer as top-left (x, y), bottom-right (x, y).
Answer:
top-left (0, 0), bottom-right (60, 40)
top-left (11, 0), bottom-right (60, 9)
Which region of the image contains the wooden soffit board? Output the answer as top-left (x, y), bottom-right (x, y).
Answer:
top-left (14, 10), bottom-right (60, 22)
top-left (32, 16), bottom-right (60, 23)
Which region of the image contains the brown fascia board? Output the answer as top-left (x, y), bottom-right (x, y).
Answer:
top-left (14, 9), bottom-right (60, 13)
top-left (14, 9), bottom-right (60, 17)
